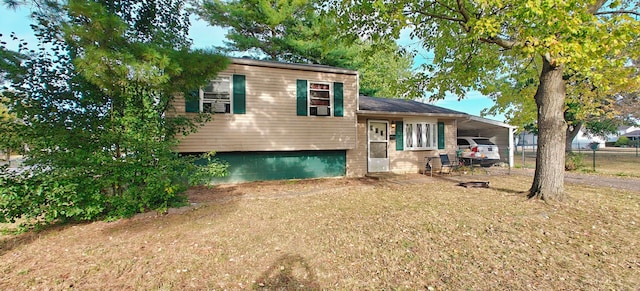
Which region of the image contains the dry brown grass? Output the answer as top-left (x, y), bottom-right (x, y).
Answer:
top-left (516, 148), bottom-right (640, 177)
top-left (1, 174), bottom-right (639, 290)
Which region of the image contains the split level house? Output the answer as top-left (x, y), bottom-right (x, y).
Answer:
top-left (172, 58), bottom-right (514, 183)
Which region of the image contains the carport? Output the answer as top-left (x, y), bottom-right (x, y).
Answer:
top-left (456, 116), bottom-right (516, 168)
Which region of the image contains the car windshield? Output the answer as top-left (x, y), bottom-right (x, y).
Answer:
top-left (473, 138), bottom-right (495, 145)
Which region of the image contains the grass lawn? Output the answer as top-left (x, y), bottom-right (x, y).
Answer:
top-left (515, 147), bottom-right (640, 177)
top-left (1, 172), bottom-right (639, 290)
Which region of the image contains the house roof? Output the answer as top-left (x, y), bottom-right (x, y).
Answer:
top-left (623, 129), bottom-right (640, 137)
top-left (357, 95), bottom-right (468, 117)
top-left (231, 57), bottom-right (358, 75)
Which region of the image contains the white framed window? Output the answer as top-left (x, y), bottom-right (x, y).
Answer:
top-left (308, 82), bottom-right (331, 116)
top-left (404, 120), bottom-right (438, 150)
top-left (201, 76), bottom-right (231, 114)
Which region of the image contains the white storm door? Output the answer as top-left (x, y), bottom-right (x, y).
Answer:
top-left (368, 120), bottom-right (389, 172)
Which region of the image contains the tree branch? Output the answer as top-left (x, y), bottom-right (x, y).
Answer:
top-left (595, 10), bottom-right (640, 17)
top-left (412, 10), bottom-right (466, 23)
top-left (456, 0), bottom-right (470, 23)
top-left (479, 36), bottom-right (516, 49)
top-left (433, 0), bottom-right (458, 14)
top-left (588, 0), bottom-right (607, 14)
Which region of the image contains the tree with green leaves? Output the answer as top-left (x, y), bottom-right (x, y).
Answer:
top-left (0, 0), bottom-right (229, 228)
top-left (483, 65), bottom-right (640, 153)
top-left (194, 0), bottom-right (421, 98)
top-left (0, 44), bottom-right (25, 161)
top-left (334, 0), bottom-right (640, 201)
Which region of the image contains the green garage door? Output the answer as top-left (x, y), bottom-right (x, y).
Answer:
top-left (208, 150), bottom-right (346, 183)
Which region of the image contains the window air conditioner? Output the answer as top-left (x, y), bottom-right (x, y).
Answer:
top-left (316, 106), bottom-right (329, 116)
top-left (214, 103), bottom-right (228, 113)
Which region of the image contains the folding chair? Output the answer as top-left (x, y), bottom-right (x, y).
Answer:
top-left (439, 154), bottom-right (453, 175)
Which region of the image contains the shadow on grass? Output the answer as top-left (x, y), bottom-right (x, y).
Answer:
top-left (434, 175), bottom-right (529, 196)
top-left (99, 185), bottom-right (246, 235)
top-left (0, 222), bottom-right (82, 257)
top-left (492, 187), bottom-right (529, 196)
top-left (253, 254), bottom-right (320, 290)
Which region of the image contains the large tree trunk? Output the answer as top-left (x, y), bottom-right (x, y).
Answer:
top-left (528, 58), bottom-right (567, 201)
top-left (565, 122), bottom-right (583, 153)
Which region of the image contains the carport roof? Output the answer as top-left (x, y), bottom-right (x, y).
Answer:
top-left (358, 95), bottom-right (468, 117)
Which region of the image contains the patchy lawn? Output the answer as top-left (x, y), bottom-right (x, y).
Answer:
top-left (516, 148), bottom-right (640, 178)
top-left (1, 173), bottom-right (639, 290)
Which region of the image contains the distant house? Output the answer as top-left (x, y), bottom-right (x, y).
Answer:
top-left (622, 129), bottom-right (640, 142)
top-left (173, 58), bottom-right (514, 182)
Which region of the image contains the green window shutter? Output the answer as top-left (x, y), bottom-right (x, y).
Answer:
top-left (185, 90), bottom-right (200, 113)
top-left (296, 79), bottom-right (308, 116)
top-left (333, 82), bottom-right (344, 117)
top-left (437, 122), bottom-right (445, 149)
top-left (232, 74), bottom-right (246, 114)
top-left (396, 121), bottom-right (404, 151)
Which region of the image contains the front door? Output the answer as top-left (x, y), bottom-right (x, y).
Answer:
top-left (368, 120), bottom-right (389, 172)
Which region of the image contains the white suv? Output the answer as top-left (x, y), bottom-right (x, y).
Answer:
top-left (456, 136), bottom-right (501, 167)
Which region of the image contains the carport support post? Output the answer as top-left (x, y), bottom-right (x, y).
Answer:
top-left (521, 144), bottom-right (525, 168)
top-left (507, 147), bottom-right (511, 175)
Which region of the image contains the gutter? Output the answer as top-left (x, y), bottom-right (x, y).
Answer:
top-left (356, 110), bottom-right (469, 119)
top-left (231, 58), bottom-right (358, 75)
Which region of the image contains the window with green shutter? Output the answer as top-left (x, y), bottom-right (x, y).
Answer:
top-left (333, 82), bottom-right (343, 117)
top-left (232, 74), bottom-right (246, 114)
top-left (185, 90), bottom-right (200, 113)
top-left (297, 79), bottom-right (343, 117)
top-left (395, 121), bottom-right (403, 151)
top-left (438, 122), bottom-right (445, 149)
top-left (202, 76), bottom-right (231, 113)
top-left (187, 75), bottom-right (245, 114)
top-left (402, 120), bottom-right (438, 150)
top-left (296, 79), bottom-right (308, 116)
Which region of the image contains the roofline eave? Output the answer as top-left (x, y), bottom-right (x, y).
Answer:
top-left (465, 115), bottom-right (517, 129)
top-left (356, 110), bottom-right (469, 119)
top-left (231, 57), bottom-right (358, 75)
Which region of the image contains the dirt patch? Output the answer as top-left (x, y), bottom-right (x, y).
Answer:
top-left (186, 176), bottom-right (385, 204)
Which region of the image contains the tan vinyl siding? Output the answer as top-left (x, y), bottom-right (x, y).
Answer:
top-left (352, 117), bottom-right (458, 174)
top-left (346, 120), bottom-right (368, 177)
top-left (174, 63), bottom-right (358, 153)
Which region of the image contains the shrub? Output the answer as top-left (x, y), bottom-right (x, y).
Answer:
top-left (615, 136), bottom-right (630, 147)
top-left (0, 152), bottom-right (228, 228)
top-left (565, 152), bottom-right (584, 171)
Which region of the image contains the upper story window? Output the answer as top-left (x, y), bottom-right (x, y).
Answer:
top-left (309, 82), bottom-right (331, 116)
top-left (201, 76), bottom-right (231, 113)
top-left (296, 79), bottom-right (343, 117)
top-left (185, 74), bottom-right (246, 115)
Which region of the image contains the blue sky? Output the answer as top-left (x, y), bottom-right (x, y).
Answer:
top-left (1, 5), bottom-right (504, 121)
